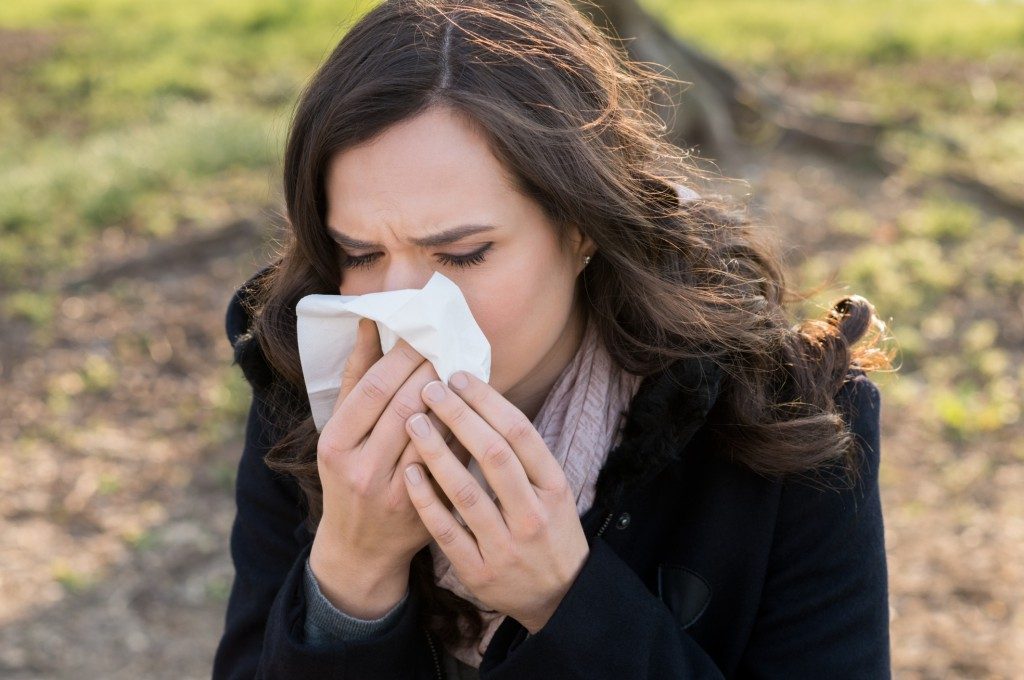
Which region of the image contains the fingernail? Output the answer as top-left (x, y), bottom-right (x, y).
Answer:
top-left (410, 414), bottom-right (431, 437)
top-left (449, 371), bottom-right (469, 390)
top-left (405, 465), bottom-right (422, 484)
top-left (424, 381), bottom-right (446, 403)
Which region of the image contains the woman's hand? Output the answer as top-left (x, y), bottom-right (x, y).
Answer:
top-left (310, 318), bottom-right (470, 617)
top-left (401, 370), bottom-right (590, 634)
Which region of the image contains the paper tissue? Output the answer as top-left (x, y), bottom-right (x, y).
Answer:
top-left (296, 271), bottom-right (495, 517)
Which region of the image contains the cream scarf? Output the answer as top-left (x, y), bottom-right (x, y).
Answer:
top-left (427, 310), bottom-right (645, 668)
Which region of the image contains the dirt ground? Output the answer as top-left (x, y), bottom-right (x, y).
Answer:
top-left (1, 143), bottom-right (1020, 678)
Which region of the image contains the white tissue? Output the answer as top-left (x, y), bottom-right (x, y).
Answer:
top-left (296, 271), bottom-right (492, 433)
top-left (296, 271), bottom-right (495, 523)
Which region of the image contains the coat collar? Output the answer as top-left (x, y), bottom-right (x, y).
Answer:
top-left (590, 355), bottom-right (725, 518)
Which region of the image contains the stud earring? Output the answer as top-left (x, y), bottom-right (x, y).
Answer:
top-left (583, 255), bottom-right (592, 267)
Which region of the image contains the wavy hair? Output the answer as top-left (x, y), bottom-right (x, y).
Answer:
top-left (237, 0), bottom-right (896, 650)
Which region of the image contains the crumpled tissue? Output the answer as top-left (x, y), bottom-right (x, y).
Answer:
top-left (296, 271), bottom-right (495, 517)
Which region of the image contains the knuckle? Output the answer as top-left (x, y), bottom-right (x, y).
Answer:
top-left (389, 392), bottom-right (421, 421)
top-left (436, 521), bottom-right (460, 546)
top-left (449, 402), bottom-right (472, 427)
top-left (396, 341), bottom-right (421, 364)
top-left (506, 414), bottom-right (534, 444)
top-left (482, 439), bottom-right (514, 469)
top-left (316, 436), bottom-right (345, 463)
top-left (358, 372), bottom-right (389, 403)
top-left (473, 566), bottom-right (498, 588)
top-left (410, 492), bottom-right (435, 511)
top-left (343, 344), bottom-right (365, 368)
top-left (421, 447), bottom-right (444, 462)
top-left (417, 436), bottom-right (443, 460)
top-left (517, 508), bottom-right (548, 539)
top-left (340, 362), bottom-right (361, 387)
top-left (347, 470), bottom-right (377, 497)
top-left (550, 477), bottom-right (573, 502)
top-left (453, 480), bottom-right (480, 508)
top-left (475, 386), bottom-right (498, 410)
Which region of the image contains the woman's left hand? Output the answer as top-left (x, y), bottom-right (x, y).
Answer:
top-left (402, 370), bottom-right (590, 635)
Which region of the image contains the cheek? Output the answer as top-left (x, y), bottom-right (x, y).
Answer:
top-left (463, 265), bottom-right (570, 389)
top-left (465, 282), bottom-right (535, 355)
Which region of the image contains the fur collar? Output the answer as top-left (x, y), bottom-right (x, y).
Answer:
top-left (592, 356), bottom-right (725, 514)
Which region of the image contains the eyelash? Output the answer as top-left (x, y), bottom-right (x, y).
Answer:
top-left (339, 243), bottom-right (493, 271)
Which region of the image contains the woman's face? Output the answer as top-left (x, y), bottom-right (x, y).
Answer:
top-left (324, 105), bottom-right (594, 420)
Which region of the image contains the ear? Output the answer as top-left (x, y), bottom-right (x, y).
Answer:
top-left (565, 222), bottom-right (596, 260)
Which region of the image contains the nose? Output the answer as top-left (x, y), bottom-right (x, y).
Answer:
top-left (338, 256), bottom-right (435, 296)
top-left (381, 261), bottom-right (434, 293)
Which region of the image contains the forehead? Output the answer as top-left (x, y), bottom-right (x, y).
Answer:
top-left (325, 107), bottom-right (520, 229)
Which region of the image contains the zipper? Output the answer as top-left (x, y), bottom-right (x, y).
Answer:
top-left (425, 627), bottom-right (443, 680)
top-left (595, 508), bottom-right (615, 537)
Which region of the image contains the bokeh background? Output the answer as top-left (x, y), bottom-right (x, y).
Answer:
top-left (1, 1), bottom-right (1021, 677)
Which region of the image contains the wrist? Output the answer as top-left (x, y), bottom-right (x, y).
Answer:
top-left (519, 546), bottom-right (589, 634)
top-left (519, 601), bottom-right (557, 636)
top-left (309, 536), bottom-right (411, 619)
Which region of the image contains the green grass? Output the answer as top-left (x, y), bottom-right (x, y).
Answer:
top-left (638, 0), bottom-right (1024, 72)
top-left (0, 0), bottom-right (372, 132)
top-left (638, 1), bottom-right (1024, 446)
top-left (2, 0), bottom-right (1021, 448)
top-left (0, 0), bottom-right (372, 289)
top-left (640, 0), bottom-right (1024, 202)
top-left (0, 102), bottom-right (282, 285)
top-left (3, 0), bottom-right (1021, 291)
top-left (792, 193), bottom-right (1023, 439)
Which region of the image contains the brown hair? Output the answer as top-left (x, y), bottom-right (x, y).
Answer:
top-left (238, 0), bottom-right (895, 650)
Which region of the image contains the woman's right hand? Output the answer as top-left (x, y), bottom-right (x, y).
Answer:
top-left (308, 317), bottom-right (467, 616)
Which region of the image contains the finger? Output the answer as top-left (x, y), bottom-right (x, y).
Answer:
top-left (362, 359), bottom-right (445, 470)
top-left (403, 462), bottom-right (485, 573)
top-left (444, 372), bottom-right (566, 493)
top-left (421, 379), bottom-right (541, 520)
top-left (388, 412), bottom-right (454, 503)
top-left (327, 336), bottom-right (426, 450)
top-left (334, 318), bottom-right (382, 415)
top-left (405, 412), bottom-right (509, 555)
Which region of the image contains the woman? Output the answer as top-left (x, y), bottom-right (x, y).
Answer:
top-left (213, 0), bottom-right (895, 678)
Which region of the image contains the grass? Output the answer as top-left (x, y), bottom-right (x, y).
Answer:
top-left (0, 0), bottom-right (372, 290)
top-left (640, 0), bottom-right (1024, 202)
top-left (791, 192), bottom-right (1023, 440)
top-left (3, 0), bottom-right (1021, 446)
top-left (632, 0), bottom-right (1024, 444)
top-left (638, 0), bottom-right (1024, 71)
top-left (0, 102), bottom-right (282, 286)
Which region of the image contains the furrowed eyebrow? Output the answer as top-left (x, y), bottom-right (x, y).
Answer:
top-left (327, 224), bottom-right (497, 249)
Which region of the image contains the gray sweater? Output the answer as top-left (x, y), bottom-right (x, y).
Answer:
top-left (303, 557), bottom-right (481, 679)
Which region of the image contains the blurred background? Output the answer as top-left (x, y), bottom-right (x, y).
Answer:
top-left (0, 0), bottom-right (1021, 677)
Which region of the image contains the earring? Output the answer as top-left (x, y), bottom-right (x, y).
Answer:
top-left (583, 255), bottom-right (592, 267)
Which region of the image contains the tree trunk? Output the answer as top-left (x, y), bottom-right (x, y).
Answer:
top-left (576, 0), bottom-right (901, 169)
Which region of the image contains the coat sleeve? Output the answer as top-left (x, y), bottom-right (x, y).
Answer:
top-left (735, 372), bottom-right (891, 677)
top-left (479, 373), bottom-right (890, 680)
top-left (211, 279), bottom-right (439, 679)
top-left (479, 530), bottom-right (728, 679)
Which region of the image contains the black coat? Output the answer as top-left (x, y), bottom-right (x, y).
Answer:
top-left (212, 267), bottom-right (891, 679)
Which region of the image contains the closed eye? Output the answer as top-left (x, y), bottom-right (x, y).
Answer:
top-left (339, 242), bottom-right (493, 271)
